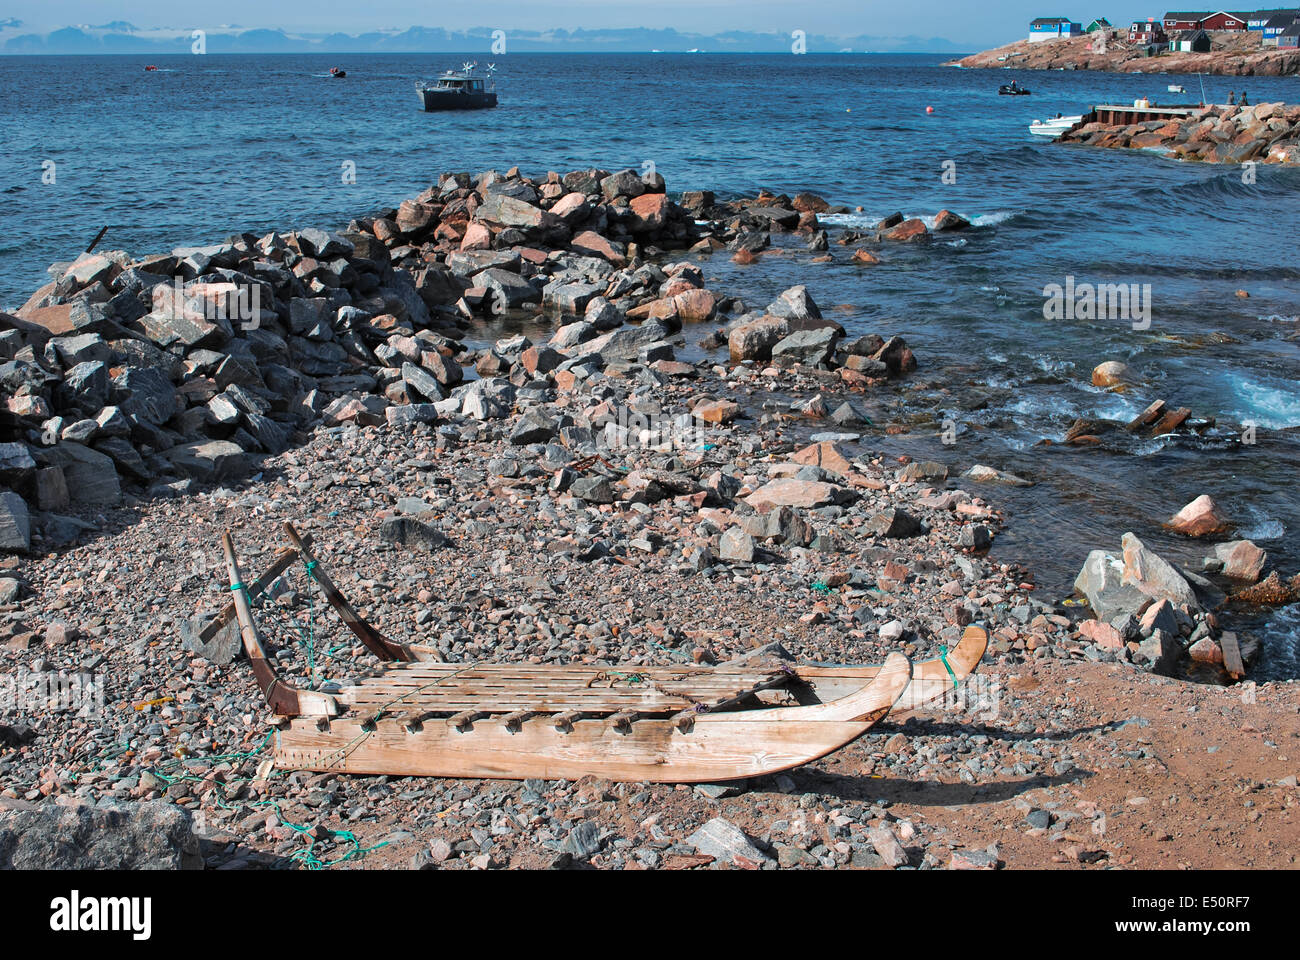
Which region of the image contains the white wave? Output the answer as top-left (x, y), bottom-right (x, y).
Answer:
top-left (1223, 373), bottom-right (1300, 429)
top-left (819, 209), bottom-right (1019, 231)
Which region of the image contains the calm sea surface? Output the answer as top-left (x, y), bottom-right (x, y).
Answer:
top-left (1, 53), bottom-right (1298, 676)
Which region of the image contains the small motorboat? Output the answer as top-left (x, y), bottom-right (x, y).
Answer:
top-left (1029, 114), bottom-right (1084, 138)
top-left (144, 65), bottom-right (158, 72)
top-left (1168, 84), bottom-right (1186, 93)
top-left (329, 67), bottom-right (347, 78)
top-left (416, 61), bottom-right (498, 111)
top-left (999, 84), bottom-right (1032, 96)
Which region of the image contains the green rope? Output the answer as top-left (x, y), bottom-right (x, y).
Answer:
top-left (937, 644), bottom-right (959, 690)
top-left (647, 637), bottom-right (692, 662)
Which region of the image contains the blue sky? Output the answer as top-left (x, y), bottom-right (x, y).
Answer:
top-left (2, 2), bottom-right (1168, 46)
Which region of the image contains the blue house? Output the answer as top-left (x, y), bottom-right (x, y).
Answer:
top-left (1247, 9), bottom-right (1297, 31)
top-left (1262, 11), bottom-right (1300, 43)
top-left (1029, 17), bottom-right (1085, 41)
top-left (1280, 22), bottom-right (1300, 45)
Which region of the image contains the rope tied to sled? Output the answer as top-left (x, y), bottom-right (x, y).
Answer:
top-left (938, 644), bottom-right (959, 690)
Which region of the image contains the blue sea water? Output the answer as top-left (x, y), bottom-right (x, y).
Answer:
top-left (1, 52), bottom-right (1298, 676)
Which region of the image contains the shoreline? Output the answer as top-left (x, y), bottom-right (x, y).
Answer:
top-left (2, 165), bottom-right (1299, 869)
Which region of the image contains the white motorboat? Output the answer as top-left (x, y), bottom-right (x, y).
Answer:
top-left (1029, 114), bottom-right (1083, 138)
top-left (1168, 84), bottom-right (1186, 93)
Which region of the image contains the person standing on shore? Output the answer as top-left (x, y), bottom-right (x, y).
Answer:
top-left (1240, 90), bottom-right (1249, 107)
top-left (1228, 91), bottom-right (1236, 105)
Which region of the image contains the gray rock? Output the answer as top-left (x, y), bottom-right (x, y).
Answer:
top-left (0, 799), bottom-right (201, 869)
top-left (561, 821), bottom-right (603, 859)
top-left (477, 268), bottom-right (538, 311)
top-left (719, 527), bottom-right (756, 563)
top-left (868, 825), bottom-right (909, 867)
top-left (165, 440), bottom-right (248, 482)
top-left (113, 366), bottom-right (178, 426)
top-left (865, 508), bottom-right (921, 539)
top-left (0, 492), bottom-right (31, 553)
top-left (378, 517), bottom-right (448, 552)
top-left (687, 817), bottom-right (772, 865)
top-left (510, 410), bottom-right (558, 445)
top-left (179, 616), bottom-right (242, 665)
top-left (772, 327), bottom-right (839, 365)
top-left (570, 476), bottom-right (614, 504)
top-left (1074, 549), bottom-right (1150, 622)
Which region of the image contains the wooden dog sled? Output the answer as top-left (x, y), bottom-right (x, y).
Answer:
top-left (215, 524), bottom-right (988, 783)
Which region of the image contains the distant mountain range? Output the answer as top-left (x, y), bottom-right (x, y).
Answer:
top-left (0, 21), bottom-right (968, 55)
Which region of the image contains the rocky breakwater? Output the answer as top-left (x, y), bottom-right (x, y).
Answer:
top-left (1059, 101), bottom-right (1300, 166)
top-left (0, 165), bottom-right (719, 556)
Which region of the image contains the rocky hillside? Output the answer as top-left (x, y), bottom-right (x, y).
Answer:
top-left (951, 30), bottom-right (1300, 76)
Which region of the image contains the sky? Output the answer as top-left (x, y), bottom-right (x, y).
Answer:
top-left (0, 1), bottom-right (1174, 47)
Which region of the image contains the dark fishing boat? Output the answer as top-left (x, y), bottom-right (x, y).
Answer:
top-left (416, 62), bottom-right (498, 111)
top-left (999, 84), bottom-right (1032, 96)
top-left (329, 67), bottom-right (347, 78)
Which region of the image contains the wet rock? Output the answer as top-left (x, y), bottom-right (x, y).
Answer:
top-left (1166, 494), bottom-right (1230, 538)
top-left (1121, 533), bottom-right (1199, 610)
top-left (1091, 361), bottom-right (1131, 388)
top-left (772, 327), bottom-right (839, 366)
top-left (1213, 540), bottom-right (1266, 582)
top-left (728, 315), bottom-right (788, 362)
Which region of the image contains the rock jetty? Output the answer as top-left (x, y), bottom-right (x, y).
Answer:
top-left (1059, 101), bottom-right (1300, 165)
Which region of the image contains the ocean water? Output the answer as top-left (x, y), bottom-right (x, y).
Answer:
top-left (1, 52), bottom-right (1298, 676)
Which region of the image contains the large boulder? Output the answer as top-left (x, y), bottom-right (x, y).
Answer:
top-left (1121, 532), bottom-right (1199, 611)
top-left (728, 315), bottom-right (788, 362)
top-left (1074, 548), bottom-right (1150, 621)
top-left (0, 799), bottom-right (201, 869)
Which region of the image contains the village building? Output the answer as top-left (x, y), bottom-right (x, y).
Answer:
top-left (1029, 17), bottom-right (1086, 40)
top-left (1170, 27), bottom-right (1214, 49)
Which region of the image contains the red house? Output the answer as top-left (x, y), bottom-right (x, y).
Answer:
top-left (1200, 10), bottom-right (1248, 29)
top-left (1163, 11), bottom-right (1209, 31)
top-left (1131, 17), bottom-right (1170, 42)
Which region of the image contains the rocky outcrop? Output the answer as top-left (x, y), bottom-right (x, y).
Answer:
top-left (953, 30), bottom-right (1300, 77)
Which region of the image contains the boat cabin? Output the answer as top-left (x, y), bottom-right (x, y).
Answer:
top-left (435, 74), bottom-right (489, 94)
